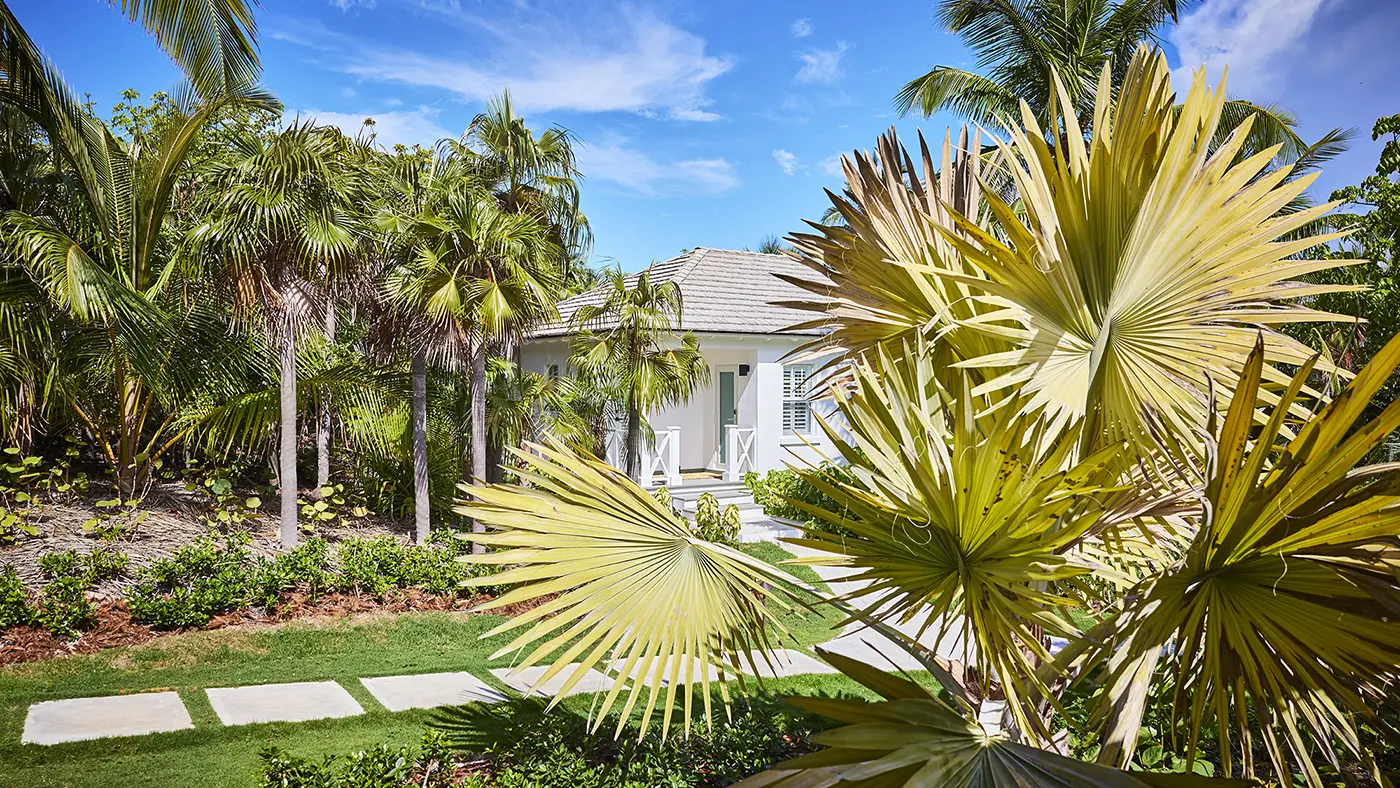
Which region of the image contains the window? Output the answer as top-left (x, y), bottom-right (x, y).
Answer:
top-left (546, 363), bottom-right (560, 380)
top-left (782, 363), bottom-right (813, 434)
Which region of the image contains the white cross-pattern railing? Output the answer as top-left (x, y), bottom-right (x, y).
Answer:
top-left (724, 426), bottom-right (757, 482)
top-left (641, 426), bottom-right (682, 488)
top-left (604, 429), bottom-right (625, 472)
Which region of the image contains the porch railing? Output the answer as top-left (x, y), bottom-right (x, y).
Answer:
top-left (641, 426), bottom-right (682, 488)
top-left (724, 426), bottom-right (756, 482)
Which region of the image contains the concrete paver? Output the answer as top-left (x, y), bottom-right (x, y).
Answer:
top-left (22, 692), bottom-right (193, 745)
top-left (491, 665), bottom-right (614, 698)
top-left (206, 681), bottom-right (363, 726)
top-left (361, 672), bottom-right (505, 712)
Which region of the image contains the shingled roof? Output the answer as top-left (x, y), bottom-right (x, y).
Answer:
top-left (532, 247), bottom-right (829, 338)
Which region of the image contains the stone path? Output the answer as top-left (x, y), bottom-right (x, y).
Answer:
top-left (19, 517), bottom-right (958, 746)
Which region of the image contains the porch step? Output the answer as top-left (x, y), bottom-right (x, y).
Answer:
top-left (666, 481), bottom-right (763, 513)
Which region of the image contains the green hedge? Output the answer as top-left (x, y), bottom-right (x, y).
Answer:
top-left (743, 463), bottom-right (858, 536)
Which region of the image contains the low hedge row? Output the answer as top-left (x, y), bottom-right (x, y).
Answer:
top-left (0, 531), bottom-right (500, 636)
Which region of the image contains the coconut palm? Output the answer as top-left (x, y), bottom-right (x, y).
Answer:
top-left (185, 122), bottom-right (365, 548)
top-left (568, 268), bottom-right (710, 482)
top-left (0, 81), bottom-right (278, 494)
top-left (895, 0), bottom-right (1329, 166)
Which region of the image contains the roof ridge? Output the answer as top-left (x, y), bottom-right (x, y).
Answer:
top-left (670, 247), bottom-right (709, 286)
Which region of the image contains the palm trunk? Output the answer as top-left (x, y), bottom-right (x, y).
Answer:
top-left (470, 342), bottom-right (487, 554)
top-left (316, 299), bottom-right (336, 489)
top-left (625, 403), bottom-right (642, 482)
top-left (278, 328), bottom-right (299, 550)
top-left (411, 348), bottom-right (431, 544)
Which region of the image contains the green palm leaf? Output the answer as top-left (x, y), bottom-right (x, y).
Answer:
top-left (457, 439), bottom-right (804, 740)
top-left (1086, 333), bottom-right (1400, 785)
top-left (736, 649), bottom-right (1250, 788)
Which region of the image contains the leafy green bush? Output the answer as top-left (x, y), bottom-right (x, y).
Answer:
top-left (38, 548), bottom-right (128, 585)
top-left (36, 576), bottom-right (97, 637)
top-left (337, 534), bottom-right (473, 598)
top-left (0, 564), bottom-right (33, 628)
top-left (691, 493), bottom-right (740, 545)
top-left (256, 699), bottom-right (823, 788)
top-left (127, 534), bottom-right (255, 629)
top-left (252, 538), bottom-right (334, 609)
top-left (744, 464), bottom-right (858, 536)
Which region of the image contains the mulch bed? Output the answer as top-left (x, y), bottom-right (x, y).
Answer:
top-left (0, 589), bottom-right (550, 667)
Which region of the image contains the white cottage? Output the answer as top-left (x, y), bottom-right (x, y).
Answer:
top-left (522, 247), bottom-right (839, 487)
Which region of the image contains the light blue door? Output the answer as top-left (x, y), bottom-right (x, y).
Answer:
top-left (718, 371), bottom-right (735, 464)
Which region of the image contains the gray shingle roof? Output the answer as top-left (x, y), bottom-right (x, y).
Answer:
top-left (532, 248), bottom-right (829, 338)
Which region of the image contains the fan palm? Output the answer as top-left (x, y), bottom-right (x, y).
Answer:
top-left (569, 267), bottom-right (710, 482)
top-left (185, 122), bottom-right (366, 548)
top-left (895, 0), bottom-right (1332, 168)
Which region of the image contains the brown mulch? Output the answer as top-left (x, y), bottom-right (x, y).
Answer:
top-left (0, 589), bottom-right (554, 667)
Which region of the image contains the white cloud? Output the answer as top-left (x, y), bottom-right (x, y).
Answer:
top-left (790, 18), bottom-right (812, 38)
top-left (772, 149), bottom-right (799, 175)
top-left (1171, 0), bottom-right (1329, 96)
top-left (292, 106), bottom-right (454, 149)
top-left (795, 42), bottom-right (848, 85)
top-left (577, 137), bottom-right (738, 196)
top-left (330, 0), bottom-right (375, 9)
top-left (820, 154), bottom-right (846, 178)
top-left (340, 9), bottom-right (731, 121)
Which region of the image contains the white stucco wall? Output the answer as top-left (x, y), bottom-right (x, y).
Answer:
top-left (520, 332), bottom-right (843, 478)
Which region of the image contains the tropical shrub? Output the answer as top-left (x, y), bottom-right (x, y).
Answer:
top-left (251, 538), bottom-right (335, 609)
top-left (743, 465), bottom-right (857, 536)
top-left (691, 493), bottom-right (740, 545)
top-left (35, 577), bottom-right (97, 637)
top-left (0, 565), bottom-right (34, 628)
top-left (127, 535), bottom-right (256, 629)
top-left (38, 548), bottom-right (127, 585)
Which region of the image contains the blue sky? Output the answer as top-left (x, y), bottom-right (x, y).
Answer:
top-left (14, 0), bottom-right (1400, 270)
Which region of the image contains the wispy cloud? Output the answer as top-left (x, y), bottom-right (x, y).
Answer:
top-left (304, 8), bottom-right (731, 121)
top-left (1170, 0), bottom-right (1329, 96)
top-left (790, 18), bottom-right (812, 38)
top-left (796, 42), bottom-right (848, 85)
top-left (577, 136), bottom-right (738, 196)
top-left (772, 149), bottom-right (799, 175)
top-left (291, 106), bottom-right (454, 149)
top-left (820, 154), bottom-right (846, 178)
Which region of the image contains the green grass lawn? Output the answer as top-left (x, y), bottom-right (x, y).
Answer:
top-left (0, 543), bottom-right (855, 787)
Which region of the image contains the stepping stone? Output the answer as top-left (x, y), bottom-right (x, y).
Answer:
top-left (728, 649), bottom-right (839, 678)
top-left (361, 672), bottom-right (505, 712)
top-left (23, 692), bottom-right (193, 745)
top-left (818, 633), bottom-right (929, 673)
top-left (491, 665), bottom-right (613, 698)
top-left (206, 681), bottom-right (363, 726)
top-left (608, 656), bottom-right (737, 686)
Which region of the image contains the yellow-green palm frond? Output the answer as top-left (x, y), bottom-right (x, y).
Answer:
top-left (782, 341), bottom-right (1174, 740)
top-left (735, 649), bottom-right (1248, 788)
top-left (456, 440), bottom-right (806, 740)
top-left (1088, 333), bottom-right (1400, 785)
top-left (780, 126), bottom-right (1013, 378)
top-left (931, 45), bottom-right (1360, 454)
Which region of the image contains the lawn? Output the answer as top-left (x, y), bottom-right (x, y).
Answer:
top-left (0, 544), bottom-right (855, 787)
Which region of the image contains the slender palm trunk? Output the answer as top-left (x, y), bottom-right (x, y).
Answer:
top-left (470, 342), bottom-right (487, 554)
top-left (411, 348), bottom-right (430, 544)
top-left (625, 402), bottom-right (642, 482)
top-left (278, 327), bottom-right (299, 550)
top-left (316, 299), bottom-right (336, 489)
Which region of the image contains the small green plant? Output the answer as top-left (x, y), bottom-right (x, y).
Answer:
top-left (199, 475), bottom-right (262, 530)
top-left (252, 538), bottom-right (333, 609)
top-left (82, 497), bottom-right (147, 540)
top-left (743, 464), bottom-right (858, 536)
top-left (298, 483), bottom-right (371, 533)
top-left (652, 487), bottom-right (674, 512)
top-left (690, 493), bottom-right (739, 544)
top-left (38, 548), bottom-right (128, 585)
top-left (36, 576), bottom-right (97, 637)
top-left (0, 564), bottom-right (34, 628)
